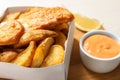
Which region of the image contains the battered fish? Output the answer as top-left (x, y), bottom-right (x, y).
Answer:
top-left (14, 29), bottom-right (58, 48)
top-left (0, 50), bottom-right (18, 62)
top-left (19, 7), bottom-right (74, 29)
top-left (0, 20), bottom-right (24, 46)
top-left (3, 12), bottom-right (21, 21)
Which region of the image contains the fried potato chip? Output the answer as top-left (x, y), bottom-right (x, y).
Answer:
top-left (55, 31), bottom-right (67, 48)
top-left (13, 41), bottom-right (36, 67)
top-left (14, 29), bottom-right (57, 48)
top-left (41, 45), bottom-right (64, 67)
top-left (31, 37), bottom-right (54, 67)
top-left (0, 50), bottom-right (18, 62)
top-left (3, 12), bottom-right (21, 21)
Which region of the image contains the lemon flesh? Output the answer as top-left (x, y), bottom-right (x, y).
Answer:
top-left (74, 14), bottom-right (101, 31)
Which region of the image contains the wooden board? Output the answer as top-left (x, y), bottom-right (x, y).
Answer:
top-left (1, 28), bottom-right (120, 80)
top-left (67, 28), bottom-right (120, 80)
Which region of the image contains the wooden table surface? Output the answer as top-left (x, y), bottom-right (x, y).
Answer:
top-left (67, 28), bottom-right (120, 80)
top-left (1, 28), bottom-right (120, 80)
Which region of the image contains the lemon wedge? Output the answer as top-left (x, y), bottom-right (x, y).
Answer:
top-left (74, 14), bottom-right (101, 31)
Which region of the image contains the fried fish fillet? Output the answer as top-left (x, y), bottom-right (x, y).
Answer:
top-left (0, 20), bottom-right (24, 46)
top-left (0, 50), bottom-right (18, 62)
top-left (3, 12), bottom-right (21, 21)
top-left (19, 7), bottom-right (41, 18)
top-left (19, 7), bottom-right (74, 29)
top-left (14, 29), bottom-right (58, 48)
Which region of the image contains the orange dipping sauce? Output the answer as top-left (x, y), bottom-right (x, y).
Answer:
top-left (83, 34), bottom-right (120, 58)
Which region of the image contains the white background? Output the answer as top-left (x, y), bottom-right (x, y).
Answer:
top-left (0, 0), bottom-right (120, 36)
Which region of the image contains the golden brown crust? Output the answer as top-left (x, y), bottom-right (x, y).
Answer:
top-left (19, 7), bottom-right (74, 29)
top-left (0, 50), bottom-right (18, 62)
top-left (3, 12), bottom-right (21, 21)
top-left (14, 29), bottom-right (58, 48)
top-left (41, 45), bottom-right (64, 67)
top-left (55, 31), bottom-right (67, 48)
top-left (0, 7), bottom-right (72, 67)
top-left (0, 20), bottom-right (24, 46)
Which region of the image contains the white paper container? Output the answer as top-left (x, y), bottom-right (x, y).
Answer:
top-left (0, 7), bottom-right (75, 80)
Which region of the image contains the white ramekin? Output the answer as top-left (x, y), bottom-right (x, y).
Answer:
top-left (79, 30), bottom-right (120, 73)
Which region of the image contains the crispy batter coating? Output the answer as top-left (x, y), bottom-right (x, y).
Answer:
top-left (0, 7), bottom-right (72, 68)
top-left (3, 12), bottom-right (21, 21)
top-left (0, 50), bottom-right (18, 62)
top-left (14, 29), bottom-right (58, 48)
top-left (0, 20), bottom-right (24, 46)
top-left (19, 7), bottom-right (74, 29)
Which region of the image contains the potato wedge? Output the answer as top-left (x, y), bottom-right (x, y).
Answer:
top-left (0, 50), bottom-right (18, 62)
top-left (13, 41), bottom-right (36, 67)
top-left (40, 37), bottom-right (54, 57)
top-left (55, 31), bottom-right (67, 48)
top-left (41, 45), bottom-right (64, 67)
top-left (55, 23), bottom-right (69, 31)
top-left (31, 37), bottom-right (54, 68)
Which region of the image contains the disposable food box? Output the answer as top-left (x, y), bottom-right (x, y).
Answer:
top-left (0, 7), bottom-right (74, 80)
